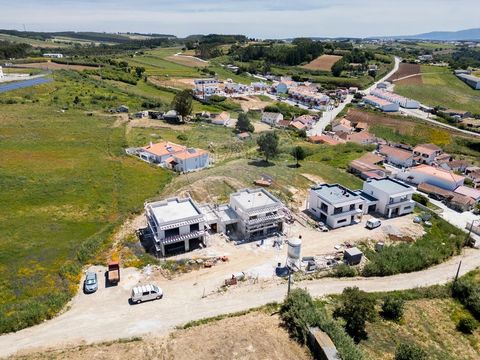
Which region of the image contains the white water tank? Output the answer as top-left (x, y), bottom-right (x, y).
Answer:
top-left (287, 236), bottom-right (302, 260)
top-left (0, 66), bottom-right (3, 79)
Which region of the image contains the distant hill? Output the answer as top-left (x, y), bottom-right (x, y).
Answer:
top-left (380, 28), bottom-right (480, 41)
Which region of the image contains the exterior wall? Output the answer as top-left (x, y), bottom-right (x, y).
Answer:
top-left (276, 83), bottom-right (288, 94)
top-left (362, 181), bottom-right (414, 218)
top-left (381, 102), bottom-right (400, 112)
top-left (383, 154), bottom-right (414, 168)
top-left (174, 153), bottom-right (210, 172)
top-left (307, 190), bottom-right (364, 229)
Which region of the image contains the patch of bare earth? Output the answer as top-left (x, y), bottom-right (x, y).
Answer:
top-left (387, 63), bottom-right (423, 84)
top-left (302, 55), bottom-right (343, 71)
top-left (165, 55), bottom-right (209, 68)
top-left (9, 312), bottom-right (311, 360)
top-left (148, 76), bottom-right (195, 90)
top-left (230, 96), bottom-right (272, 112)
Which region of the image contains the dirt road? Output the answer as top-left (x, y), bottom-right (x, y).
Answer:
top-left (1, 243), bottom-right (479, 358)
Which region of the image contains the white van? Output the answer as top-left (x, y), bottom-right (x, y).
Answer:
top-left (131, 284), bottom-right (163, 304)
top-left (366, 218), bottom-right (381, 230)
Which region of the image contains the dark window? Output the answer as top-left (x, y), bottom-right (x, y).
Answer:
top-left (165, 227), bottom-right (180, 238)
top-left (334, 207), bottom-right (342, 215)
top-left (320, 202), bottom-right (328, 212)
top-left (349, 204), bottom-right (355, 211)
top-left (142, 291), bottom-right (149, 296)
top-left (190, 223), bottom-right (199, 232)
top-left (337, 218), bottom-right (347, 224)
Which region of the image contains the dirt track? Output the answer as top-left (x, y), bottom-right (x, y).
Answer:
top-left (303, 55), bottom-right (343, 71)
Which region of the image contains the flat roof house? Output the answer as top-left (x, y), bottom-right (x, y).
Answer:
top-left (307, 184), bottom-right (365, 229)
top-left (229, 188), bottom-right (286, 240)
top-left (363, 177), bottom-right (414, 218)
top-left (145, 197), bottom-right (206, 256)
top-left (396, 164), bottom-right (465, 191)
top-left (378, 145), bottom-right (414, 168)
top-left (194, 78), bottom-right (219, 98)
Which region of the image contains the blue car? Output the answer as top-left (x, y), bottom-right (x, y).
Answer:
top-left (84, 271), bottom-right (98, 293)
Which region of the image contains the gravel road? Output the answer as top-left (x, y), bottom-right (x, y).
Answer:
top-left (1, 248), bottom-right (479, 358)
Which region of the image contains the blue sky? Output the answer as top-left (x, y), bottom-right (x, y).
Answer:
top-left (1, 0), bottom-right (478, 38)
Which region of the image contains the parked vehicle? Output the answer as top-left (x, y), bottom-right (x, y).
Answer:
top-left (131, 284), bottom-right (163, 304)
top-left (107, 260), bottom-right (120, 285)
top-left (366, 218), bottom-right (382, 230)
top-left (84, 271), bottom-right (98, 293)
top-left (413, 216), bottom-right (422, 224)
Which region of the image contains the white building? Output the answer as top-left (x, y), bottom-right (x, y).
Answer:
top-left (229, 188), bottom-right (286, 239)
top-left (370, 89), bottom-right (420, 109)
top-left (412, 143), bottom-right (443, 165)
top-left (211, 111), bottom-right (230, 126)
top-left (138, 141), bottom-right (209, 173)
top-left (43, 53), bottom-right (63, 58)
top-left (0, 66), bottom-right (3, 79)
top-left (364, 95), bottom-right (399, 112)
top-left (261, 112), bottom-right (284, 126)
top-left (362, 178), bottom-right (415, 218)
top-left (457, 73), bottom-right (480, 90)
top-left (145, 197), bottom-right (207, 256)
top-left (194, 78), bottom-right (219, 98)
top-left (396, 164), bottom-right (465, 191)
top-left (307, 184), bottom-right (365, 229)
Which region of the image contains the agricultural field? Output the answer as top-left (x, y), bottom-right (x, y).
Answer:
top-left (387, 63), bottom-right (422, 84)
top-left (0, 33), bottom-right (66, 48)
top-left (164, 54), bottom-right (209, 68)
top-left (302, 54), bottom-right (343, 71)
top-left (0, 74), bottom-right (173, 333)
top-left (395, 65), bottom-right (480, 114)
top-left (17, 62), bottom-right (98, 71)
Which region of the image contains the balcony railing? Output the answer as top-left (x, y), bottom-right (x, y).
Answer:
top-left (155, 230), bottom-right (206, 246)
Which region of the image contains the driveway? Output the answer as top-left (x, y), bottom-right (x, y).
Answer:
top-left (1, 245), bottom-right (479, 358)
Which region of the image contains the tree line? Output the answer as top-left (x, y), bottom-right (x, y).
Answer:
top-left (0, 41), bottom-right (31, 59)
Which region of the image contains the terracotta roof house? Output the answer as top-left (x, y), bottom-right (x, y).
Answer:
top-left (454, 186), bottom-right (480, 203)
top-left (332, 118), bottom-right (354, 133)
top-left (211, 111), bottom-right (231, 126)
top-left (237, 132), bottom-right (251, 140)
top-left (413, 143), bottom-right (443, 165)
top-left (276, 120), bottom-right (291, 128)
top-left (353, 122), bottom-right (368, 132)
top-left (449, 193), bottom-right (476, 212)
top-left (138, 141), bottom-right (210, 173)
top-left (261, 112), bottom-right (284, 126)
top-left (295, 114), bottom-right (317, 127)
top-left (378, 145), bottom-right (414, 168)
top-left (290, 121), bottom-right (307, 131)
top-left (396, 164), bottom-right (465, 191)
top-left (350, 153), bottom-right (388, 180)
top-left (342, 131), bottom-right (377, 145)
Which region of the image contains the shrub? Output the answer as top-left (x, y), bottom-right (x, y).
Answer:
top-left (452, 277), bottom-right (480, 320)
top-left (381, 296), bottom-right (405, 321)
top-left (177, 134), bottom-right (188, 141)
top-left (334, 264), bottom-right (357, 278)
top-left (333, 287), bottom-right (376, 343)
top-left (412, 193), bottom-right (429, 206)
top-left (457, 316), bottom-right (478, 334)
top-left (395, 343), bottom-right (427, 360)
top-left (280, 288), bottom-right (318, 344)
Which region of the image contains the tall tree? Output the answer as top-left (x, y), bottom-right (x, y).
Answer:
top-left (172, 90), bottom-right (193, 119)
top-left (257, 131), bottom-right (279, 163)
top-left (290, 146), bottom-right (307, 167)
top-left (235, 112), bottom-right (254, 133)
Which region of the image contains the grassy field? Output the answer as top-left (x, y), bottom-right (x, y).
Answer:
top-left (0, 77), bottom-right (172, 333)
top-left (0, 33), bottom-right (68, 48)
top-left (395, 65), bottom-right (480, 114)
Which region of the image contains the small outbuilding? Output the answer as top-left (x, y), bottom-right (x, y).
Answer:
top-left (344, 247), bottom-right (363, 265)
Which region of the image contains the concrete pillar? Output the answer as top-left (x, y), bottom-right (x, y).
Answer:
top-left (160, 243), bottom-right (165, 257)
top-left (184, 239), bottom-right (190, 252)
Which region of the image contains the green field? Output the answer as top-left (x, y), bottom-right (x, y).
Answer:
top-left (0, 77), bottom-right (173, 333)
top-left (395, 65), bottom-right (480, 114)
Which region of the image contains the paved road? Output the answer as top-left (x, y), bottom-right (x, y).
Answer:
top-left (1, 247), bottom-right (479, 358)
top-left (0, 76), bottom-right (52, 93)
top-left (308, 56), bottom-right (401, 136)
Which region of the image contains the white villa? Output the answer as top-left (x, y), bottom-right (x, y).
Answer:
top-left (194, 78), bottom-right (219, 98)
top-left (261, 112), bottom-right (284, 126)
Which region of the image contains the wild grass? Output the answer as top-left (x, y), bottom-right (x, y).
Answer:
top-left (0, 78), bottom-right (172, 333)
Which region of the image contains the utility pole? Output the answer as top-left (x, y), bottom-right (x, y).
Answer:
top-left (287, 268), bottom-right (292, 295)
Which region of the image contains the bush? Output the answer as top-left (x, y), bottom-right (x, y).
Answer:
top-left (412, 193), bottom-right (429, 206)
top-left (457, 316), bottom-right (478, 334)
top-left (381, 296), bottom-right (405, 321)
top-left (334, 264), bottom-right (357, 278)
top-left (395, 343), bottom-right (427, 360)
top-left (333, 287), bottom-right (376, 343)
top-left (280, 288), bottom-right (318, 344)
top-left (177, 134), bottom-right (188, 141)
top-left (452, 277), bottom-right (480, 320)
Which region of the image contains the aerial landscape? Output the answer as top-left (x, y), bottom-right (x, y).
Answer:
top-left (1, 1), bottom-right (480, 359)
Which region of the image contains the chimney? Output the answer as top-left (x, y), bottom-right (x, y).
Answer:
top-left (149, 141), bottom-right (153, 148)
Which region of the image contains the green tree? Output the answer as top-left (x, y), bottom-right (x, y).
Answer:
top-left (331, 59), bottom-right (345, 77)
top-left (381, 296), bottom-right (405, 321)
top-left (395, 343), bottom-right (427, 360)
top-left (172, 90), bottom-right (193, 119)
top-left (333, 287), bottom-right (376, 343)
top-left (457, 317), bottom-right (478, 334)
top-left (235, 112), bottom-right (255, 133)
top-left (135, 66), bottom-right (146, 77)
top-left (290, 146), bottom-right (307, 167)
top-left (257, 131), bottom-right (279, 163)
